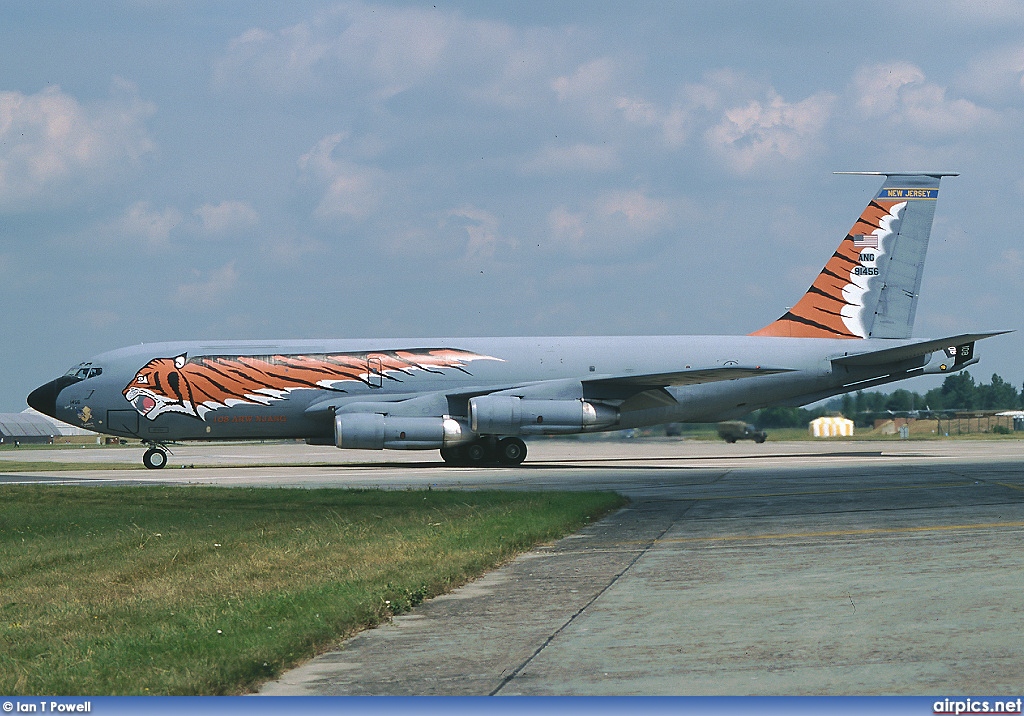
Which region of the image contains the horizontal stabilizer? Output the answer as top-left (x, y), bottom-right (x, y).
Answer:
top-left (831, 332), bottom-right (1010, 367)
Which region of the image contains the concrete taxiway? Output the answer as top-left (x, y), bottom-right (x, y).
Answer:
top-left (4, 439), bottom-right (1024, 694)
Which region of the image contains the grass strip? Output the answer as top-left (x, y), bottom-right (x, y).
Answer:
top-left (0, 461), bottom-right (144, 472)
top-left (0, 485), bottom-right (625, 695)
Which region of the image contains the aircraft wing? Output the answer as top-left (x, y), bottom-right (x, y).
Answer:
top-left (584, 366), bottom-right (793, 389)
top-left (579, 366), bottom-right (793, 412)
top-left (831, 331), bottom-right (1010, 367)
top-left (304, 365), bottom-right (793, 416)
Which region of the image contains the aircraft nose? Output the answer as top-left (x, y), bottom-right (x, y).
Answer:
top-left (27, 375), bottom-right (82, 419)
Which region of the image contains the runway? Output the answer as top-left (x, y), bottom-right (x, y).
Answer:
top-left (4, 439), bottom-right (1024, 694)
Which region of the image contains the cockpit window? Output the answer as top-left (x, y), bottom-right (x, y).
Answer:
top-left (65, 362), bottom-right (100, 380)
top-left (65, 363), bottom-right (87, 377)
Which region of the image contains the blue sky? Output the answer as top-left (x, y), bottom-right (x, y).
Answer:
top-left (3, 0), bottom-right (1023, 411)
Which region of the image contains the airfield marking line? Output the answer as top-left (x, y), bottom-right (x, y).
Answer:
top-left (654, 520), bottom-right (1024, 545)
top-left (997, 482), bottom-right (1024, 493)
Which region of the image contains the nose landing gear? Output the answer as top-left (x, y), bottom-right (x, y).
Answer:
top-left (142, 445), bottom-right (169, 469)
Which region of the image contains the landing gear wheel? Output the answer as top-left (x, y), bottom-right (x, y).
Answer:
top-left (440, 446), bottom-right (466, 466)
top-left (143, 448), bottom-right (168, 470)
top-left (464, 441), bottom-right (491, 465)
top-left (497, 437), bottom-right (527, 465)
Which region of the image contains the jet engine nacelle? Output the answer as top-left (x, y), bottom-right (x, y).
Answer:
top-left (469, 395), bottom-right (618, 435)
top-left (335, 413), bottom-right (471, 450)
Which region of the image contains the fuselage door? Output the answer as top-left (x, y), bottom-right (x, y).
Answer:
top-left (107, 410), bottom-right (139, 436)
top-left (368, 356), bottom-right (383, 389)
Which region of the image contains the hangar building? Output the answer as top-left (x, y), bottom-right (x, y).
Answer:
top-left (0, 412), bottom-right (60, 445)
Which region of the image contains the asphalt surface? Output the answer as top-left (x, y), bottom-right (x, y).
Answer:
top-left (3, 439), bottom-right (1024, 694)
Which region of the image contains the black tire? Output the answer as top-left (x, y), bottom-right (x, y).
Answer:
top-left (440, 446), bottom-right (467, 465)
top-left (465, 441), bottom-right (490, 464)
top-left (143, 448), bottom-right (167, 470)
top-left (497, 437), bottom-right (527, 465)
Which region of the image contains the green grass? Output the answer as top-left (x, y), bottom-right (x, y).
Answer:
top-left (0, 485), bottom-right (625, 695)
top-left (0, 461), bottom-right (143, 472)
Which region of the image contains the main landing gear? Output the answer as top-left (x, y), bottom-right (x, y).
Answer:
top-left (440, 437), bottom-right (527, 467)
top-left (142, 445), bottom-right (169, 469)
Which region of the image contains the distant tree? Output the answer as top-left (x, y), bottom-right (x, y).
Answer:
top-left (754, 406), bottom-right (819, 429)
top-left (885, 389), bottom-right (917, 413)
top-left (924, 386), bottom-right (945, 411)
top-left (840, 393), bottom-right (853, 418)
top-left (940, 372), bottom-right (976, 410)
top-left (855, 390), bottom-right (887, 414)
top-left (853, 390), bottom-right (867, 416)
top-left (976, 374), bottom-right (1019, 410)
top-left (829, 370), bottom-right (1021, 426)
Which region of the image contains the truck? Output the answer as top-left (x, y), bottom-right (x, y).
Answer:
top-left (717, 421), bottom-right (767, 444)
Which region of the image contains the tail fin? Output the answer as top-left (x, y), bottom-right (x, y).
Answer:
top-left (751, 172), bottom-right (957, 339)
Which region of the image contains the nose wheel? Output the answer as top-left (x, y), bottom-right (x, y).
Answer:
top-left (143, 447), bottom-right (168, 470)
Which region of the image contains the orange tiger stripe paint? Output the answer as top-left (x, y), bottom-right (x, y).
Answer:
top-left (751, 199), bottom-right (899, 338)
top-left (123, 348), bottom-right (498, 420)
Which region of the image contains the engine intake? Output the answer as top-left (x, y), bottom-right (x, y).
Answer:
top-left (335, 413), bottom-right (471, 450)
top-left (469, 395), bottom-right (618, 435)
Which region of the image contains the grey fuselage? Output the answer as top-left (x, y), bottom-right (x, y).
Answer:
top-left (30, 334), bottom-right (957, 445)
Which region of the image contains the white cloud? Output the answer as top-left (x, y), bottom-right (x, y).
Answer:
top-left (215, 2), bottom-right (581, 118)
top-left (853, 62), bottom-right (926, 117)
top-left (615, 97), bottom-right (690, 149)
top-left (548, 205), bottom-right (586, 248)
top-left (214, 4), bottom-right (468, 100)
top-left (551, 59), bottom-right (693, 149)
top-left (120, 201), bottom-right (183, 246)
top-left (851, 62), bottom-right (994, 135)
top-left (957, 45), bottom-right (1024, 103)
top-left (937, 0), bottom-right (1024, 24)
top-left (298, 133), bottom-right (387, 222)
top-left (552, 58), bottom-right (617, 104)
top-left (599, 190), bottom-right (671, 232)
top-left (0, 83), bottom-right (154, 211)
top-left (195, 200), bottom-right (260, 235)
top-left (262, 235), bottom-right (328, 267)
top-left (706, 91), bottom-right (835, 174)
top-left (519, 143), bottom-right (617, 174)
top-left (446, 206), bottom-right (511, 260)
top-left (173, 262), bottom-right (239, 308)
top-left (547, 189), bottom-right (672, 256)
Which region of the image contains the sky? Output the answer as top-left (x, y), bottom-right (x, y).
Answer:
top-left (3, 0), bottom-right (1024, 412)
